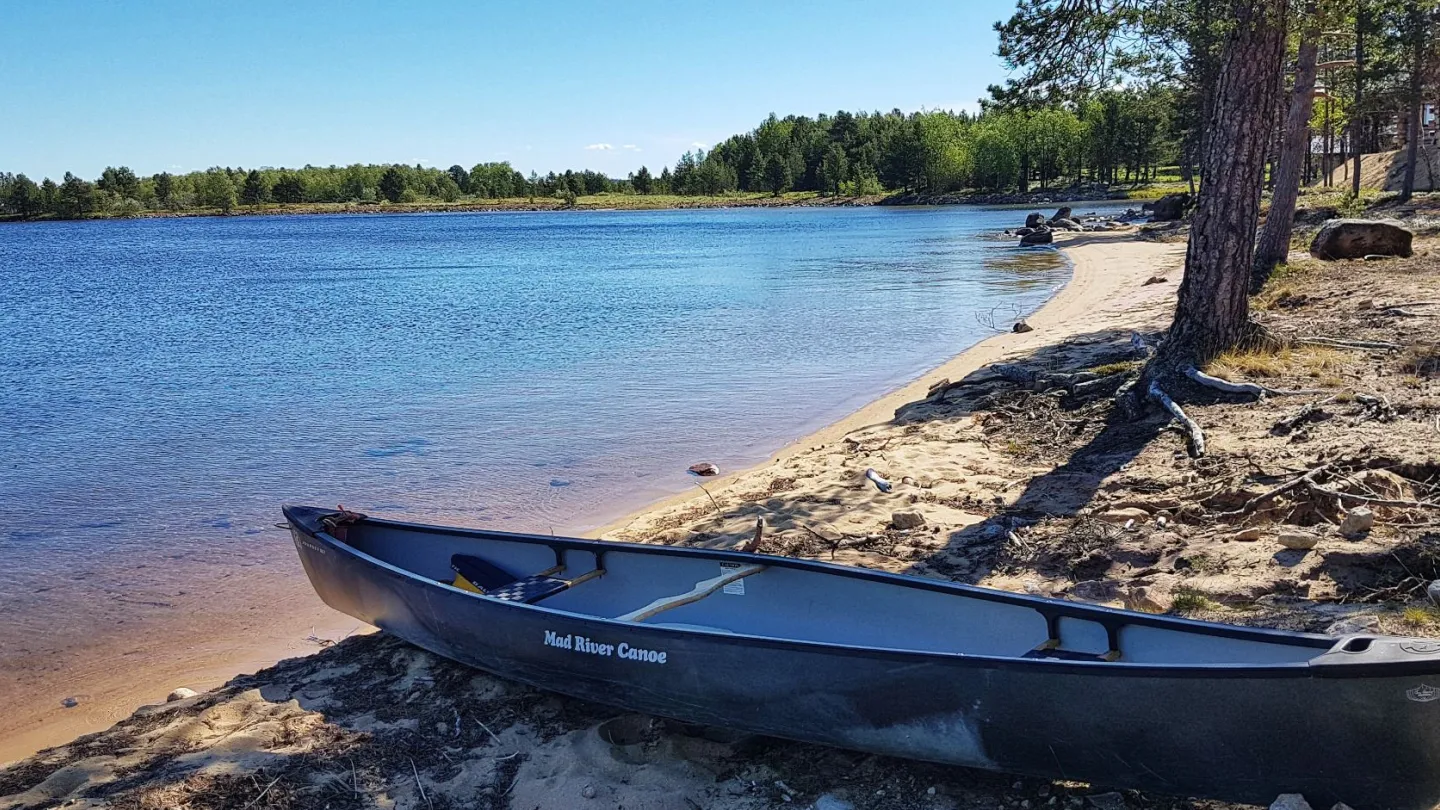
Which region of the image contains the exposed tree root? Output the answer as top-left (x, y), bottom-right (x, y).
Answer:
top-left (1148, 381), bottom-right (1206, 457)
top-left (1184, 366), bottom-right (1325, 398)
top-left (1272, 397), bottom-right (1336, 435)
top-left (1307, 484), bottom-right (1440, 511)
top-left (1220, 463), bottom-right (1335, 517)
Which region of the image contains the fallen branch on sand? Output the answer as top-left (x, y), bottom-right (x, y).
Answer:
top-left (1305, 483), bottom-right (1440, 511)
top-left (1149, 381), bottom-right (1205, 457)
top-left (1219, 463), bottom-right (1335, 517)
top-left (1272, 397), bottom-right (1336, 434)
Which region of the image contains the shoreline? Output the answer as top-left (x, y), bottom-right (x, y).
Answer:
top-left (0, 189), bottom-right (1154, 224)
top-left (591, 231), bottom-right (1184, 542)
top-left (1, 231), bottom-right (1182, 768)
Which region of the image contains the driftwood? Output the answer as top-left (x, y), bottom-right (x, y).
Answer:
top-left (1220, 463), bottom-right (1335, 517)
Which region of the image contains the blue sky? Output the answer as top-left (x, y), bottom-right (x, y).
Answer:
top-left (1, 1), bottom-right (1021, 180)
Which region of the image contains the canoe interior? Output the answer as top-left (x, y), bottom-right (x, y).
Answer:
top-left (342, 519), bottom-right (1334, 666)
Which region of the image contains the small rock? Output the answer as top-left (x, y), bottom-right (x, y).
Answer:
top-left (687, 462), bottom-right (720, 477)
top-left (1269, 794), bottom-right (1313, 810)
top-left (1013, 320), bottom-right (1035, 333)
top-left (1098, 507), bottom-right (1149, 525)
top-left (814, 795), bottom-right (855, 810)
top-left (1332, 803), bottom-right (1355, 810)
top-left (549, 478), bottom-right (571, 487)
top-left (1339, 507), bottom-right (1374, 539)
top-left (1087, 791), bottom-right (1126, 810)
top-left (724, 780), bottom-right (749, 796)
top-left (581, 784), bottom-right (597, 799)
top-left (1233, 527), bottom-right (1264, 542)
top-left (865, 468), bottom-right (893, 493)
top-left (1327, 614), bottom-right (1381, 636)
top-left (1142, 275), bottom-right (1169, 285)
top-left (61, 697), bottom-right (79, 709)
top-left (1277, 532), bottom-right (1318, 551)
top-left (167, 687), bottom-right (198, 702)
top-left (928, 787), bottom-right (938, 796)
top-left (892, 510), bottom-right (927, 530)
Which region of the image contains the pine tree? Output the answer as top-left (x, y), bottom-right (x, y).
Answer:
top-left (240, 170), bottom-right (268, 206)
top-left (378, 168), bottom-right (405, 203)
top-left (762, 155), bottom-right (792, 196)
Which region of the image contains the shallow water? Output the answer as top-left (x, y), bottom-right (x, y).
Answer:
top-left (0, 204), bottom-right (1098, 753)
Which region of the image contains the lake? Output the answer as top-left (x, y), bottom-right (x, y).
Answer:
top-left (0, 204), bottom-right (1077, 756)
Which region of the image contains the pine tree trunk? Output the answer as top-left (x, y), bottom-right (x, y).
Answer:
top-left (1147, 0), bottom-right (1290, 383)
top-left (1352, 4), bottom-right (1366, 197)
top-left (1400, 0), bottom-right (1423, 201)
top-left (1252, 4), bottom-right (1321, 287)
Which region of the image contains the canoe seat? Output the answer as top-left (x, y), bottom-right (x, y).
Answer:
top-left (450, 553), bottom-right (602, 604)
top-left (1022, 647), bottom-right (1118, 663)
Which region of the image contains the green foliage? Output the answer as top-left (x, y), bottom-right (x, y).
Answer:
top-left (378, 168), bottom-right (405, 203)
top-left (762, 154), bottom-right (792, 196)
top-left (240, 170), bottom-right (268, 206)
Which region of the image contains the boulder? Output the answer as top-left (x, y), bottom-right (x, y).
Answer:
top-left (1339, 506), bottom-right (1374, 539)
top-left (1309, 219), bottom-right (1414, 260)
top-left (1428, 579), bottom-right (1440, 608)
top-left (1052, 206), bottom-right (1073, 222)
top-left (891, 510), bottom-right (926, 530)
top-left (167, 687), bottom-right (198, 702)
top-left (1150, 193), bottom-right (1192, 222)
top-left (1020, 228), bottom-right (1054, 246)
top-left (1015, 227), bottom-right (1035, 237)
top-left (1050, 218), bottom-right (1084, 231)
top-left (1025, 212), bottom-right (1046, 229)
top-left (1013, 320), bottom-right (1034, 333)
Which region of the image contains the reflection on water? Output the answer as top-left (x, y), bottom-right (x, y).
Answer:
top-left (0, 203), bottom-right (1121, 752)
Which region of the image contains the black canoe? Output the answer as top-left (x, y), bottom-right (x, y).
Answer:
top-left (284, 505), bottom-right (1440, 809)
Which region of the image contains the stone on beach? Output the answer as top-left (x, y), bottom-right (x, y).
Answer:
top-left (1339, 507), bottom-right (1374, 539)
top-left (1276, 532), bottom-right (1318, 551)
top-left (167, 688), bottom-right (198, 702)
top-left (687, 462), bottom-right (720, 477)
top-left (891, 510), bottom-right (926, 530)
top-left (1013, 320), bottom-right (1034, 333)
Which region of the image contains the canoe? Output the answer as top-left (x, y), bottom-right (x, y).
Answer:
top-left (284, 505), bottom-right (1440, 809)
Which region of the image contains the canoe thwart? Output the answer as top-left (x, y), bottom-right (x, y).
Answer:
top-left (619, 564), bottom-right (766, 622)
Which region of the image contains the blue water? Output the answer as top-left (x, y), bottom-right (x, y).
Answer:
top-left (0, 205), bottom-right (1080, 709)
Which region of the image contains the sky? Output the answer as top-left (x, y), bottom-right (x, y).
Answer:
top-left (0, 0), bottom-right (1022, 181)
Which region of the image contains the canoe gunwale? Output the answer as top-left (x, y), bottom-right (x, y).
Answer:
top-left (283, 505), bottom-right (1440, 679)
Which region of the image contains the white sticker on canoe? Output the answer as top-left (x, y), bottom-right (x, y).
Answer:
top-left (1408, 684), bottom-right (1440, 703)
top-left (721, 562), bottom-right (746, 595)
top-left (543, 630), bottom-right (667, 664)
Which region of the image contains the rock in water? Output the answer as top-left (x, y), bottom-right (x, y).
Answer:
top-left (1049, 218), bottom-right (1084, 231)
top-left (1150, 192), bottom-right (1192, 221)
top-left (1339, 507), bottom-right (1374, 539)
top-left (1052, 206), bottom-right (1073, 221)
top-left (1277, 532), bottom-right (1318, 551)
top-left (167, 687), bottom-right (198, 702)
top-left (687, 462), bottom-right (720, 477)
top-left (1020, 228), bottom-right (1054, 246)
top-left (891, 510), bottom-right (926, 530)
top-left (1309, 219), bottom-right (1414, 260)
top-left (1270, 794), bottom-right (1314, 810)
top-left (1024, 212), bottom-right (1046, 229)
top-left (1013, 320), bottom-right (1034, 333)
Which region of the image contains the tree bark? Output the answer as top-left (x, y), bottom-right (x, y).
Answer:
top-left (1351, 2), bottom-right (1366, 197)
top-left (1146, 0), bottom-right (1290, 384)
top-left (1400, 0), bottom-right (1423, 201)
top-left (1252, 2), bottom-right (1322, 288)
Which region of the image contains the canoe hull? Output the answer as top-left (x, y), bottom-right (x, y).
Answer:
top-left (290, 519), bottom-right (1440, 810)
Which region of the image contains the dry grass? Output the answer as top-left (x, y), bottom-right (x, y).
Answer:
top-left (1207, 345), bottom-right (1351, 382)
top-left (1403, 606), bottom-right (1440, 629)
top-left (1086, 360), bottom-right (1142, 376)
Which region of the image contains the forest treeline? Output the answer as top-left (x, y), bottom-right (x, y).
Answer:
top-left (0, 88), bottom-right (1179, 220)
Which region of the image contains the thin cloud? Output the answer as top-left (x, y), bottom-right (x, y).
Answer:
top-left (584, 143), bottom-right (614, 150)
top-left (691, 141), bottom-right (707, 148)
top-left (622, 144), bottom-right (641, 151)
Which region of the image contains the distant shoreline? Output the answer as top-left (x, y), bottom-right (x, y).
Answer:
top-left (0, 187), bottom-right (1157, 224)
